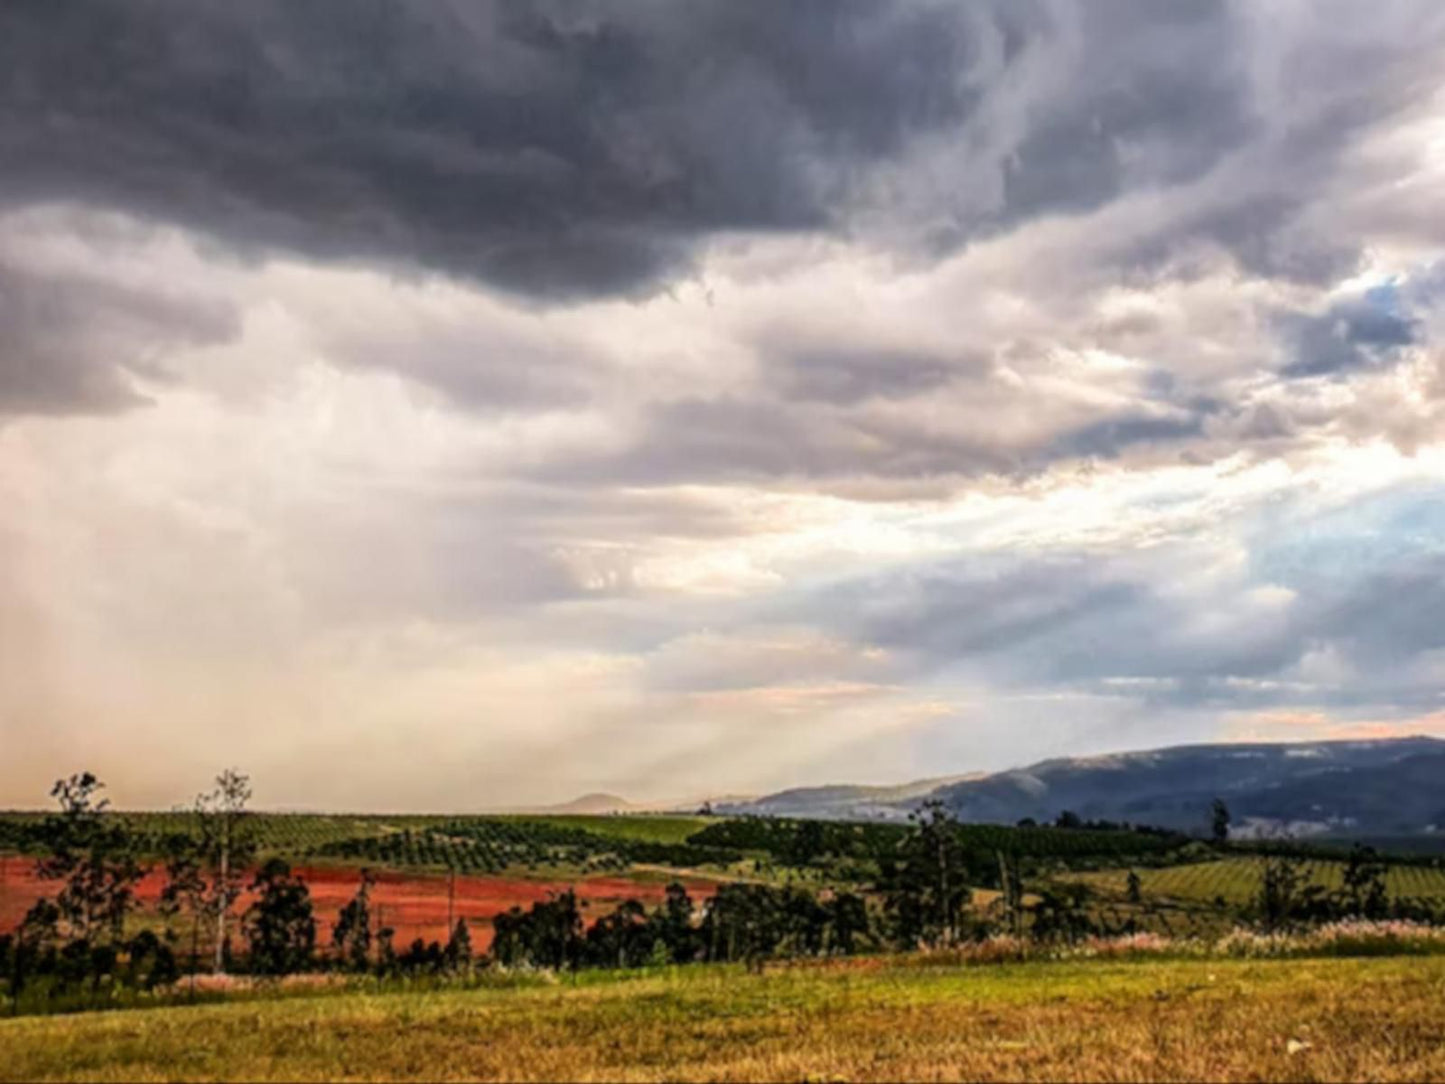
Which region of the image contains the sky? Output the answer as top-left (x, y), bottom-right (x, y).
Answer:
top-left (2, 1), bottom-right (1445, 811)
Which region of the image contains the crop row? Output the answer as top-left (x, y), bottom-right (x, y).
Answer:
top-left (1076, 858), bottom-right (1445, 906)
top-left (687, 816), bottom-right (1185, 864)
top-left (314, 821), bottom-right (743, 874)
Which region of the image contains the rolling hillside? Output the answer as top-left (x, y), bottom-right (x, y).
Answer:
top-left (722, 737), bottom-right (1445, 838)
top-left (719, 774), bottom-right (983, 819)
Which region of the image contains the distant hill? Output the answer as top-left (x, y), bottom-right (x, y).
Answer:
top-left (723, 737), bottom-right (1445, 838)
top-left (536, 792), bottom-right (636, 815)
top-left (533, 791), bottom-right (761, 816)
top-left (718, 774), bottom-right (983, 820)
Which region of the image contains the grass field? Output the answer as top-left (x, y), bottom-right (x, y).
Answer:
top-left (1074, 858), bottom-right (1445, 906)
top-left (3, 954), bottom-right (1445, 1081)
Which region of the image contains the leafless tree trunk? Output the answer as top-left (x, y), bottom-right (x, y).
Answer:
top-left (198, 768), bottom-right (252, 975)
top-left (214, 816), bottom-right (229, 973)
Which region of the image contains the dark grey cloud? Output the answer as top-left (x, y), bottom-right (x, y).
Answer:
top-left (0, 262), bottom-right (238, 415)
top-left (3, 0), bottom-right (1438, 436)
top-left (0, 0), bottom-right (1344, 301)
top-left (0, 0), bottom-right (995, 299)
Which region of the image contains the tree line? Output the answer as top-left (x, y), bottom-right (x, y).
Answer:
top-left (0, 770), bottom-right (483, 1011)
top-left (6, 773), bottom-right (1443, 1013)
top-left (0, 774), bottom-right (1107, 1009)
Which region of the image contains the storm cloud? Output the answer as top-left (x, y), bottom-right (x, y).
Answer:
top-left (4, 1), bottom-right (1418, 301)
top-left (2, 2), bottom-right (1445, 808)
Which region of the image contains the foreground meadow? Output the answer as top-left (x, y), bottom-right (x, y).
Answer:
top-left (4, 954), bottom-right (1445, 1082)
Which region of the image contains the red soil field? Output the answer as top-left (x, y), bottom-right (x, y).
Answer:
top-left (0, 854), bottom-right (716, 952)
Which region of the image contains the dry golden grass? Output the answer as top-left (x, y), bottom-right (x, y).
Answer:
top-left (3, 954), bottom-right (1444, 1081)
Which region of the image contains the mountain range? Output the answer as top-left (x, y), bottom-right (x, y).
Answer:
top-left (709, 736), bottom-right (1445, 838)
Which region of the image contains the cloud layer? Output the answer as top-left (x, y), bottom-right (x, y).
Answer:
top-left (2, 2), bottom-right (1445, 808)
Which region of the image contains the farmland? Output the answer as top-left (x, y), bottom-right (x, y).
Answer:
top-left (689, 815), bottom-right (1184, 864)
top-left (4, 953), bottom-right (1445, 1082)
top-left (0, 811), bottom-right (714, 860)
top-left (0, 812), bottom-right (742, 878)
top-left (9, 809), bottom-right (1445, 953)
top-left (486, 815), bottom-right (713, 845)
top-left (1072, 857), bottom-right (1445, 907)
top-left (0, 812), bottom-right (736, 954)
top-left (6, 800), bottom-right (1445, 1081)
top-left (0, 854), bottom-right (718, 952)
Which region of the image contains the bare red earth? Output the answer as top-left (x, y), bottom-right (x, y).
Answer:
top-left (0, 854), bottom-right (716, 951)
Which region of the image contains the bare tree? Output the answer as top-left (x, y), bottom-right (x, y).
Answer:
top-left (194, 769), bottom-right (255, 974)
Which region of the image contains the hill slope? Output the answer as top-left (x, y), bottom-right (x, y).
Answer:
top-left (721, 774), bottom-right (983, 819)
top-left (929, 738), bottom-right (1445, 836)
top-left (726, 737), bottom-right (1445, 837)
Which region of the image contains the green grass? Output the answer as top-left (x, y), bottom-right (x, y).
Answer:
top-left (1073, 857), bottom-right (1445, 906)
top-left (4, 954), bottom-right (1445, 1081)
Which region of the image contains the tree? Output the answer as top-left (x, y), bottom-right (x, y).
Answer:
top-left (193, 769), bottom-right (256, 974)
top-left (33, 772), bottom-right (147, 947)
top-left (6, 899), bottom-right (61, 1007)
top-left (823, 891), bottom-right (871, 955)
top-left (158, 828), bottom-right (207, 987)
top-left (1210, 798), bottom-right (1231, 844)
top-left (787, 820), bottom-right (828, 867)
top-left (1029, 883), bottom-right (1097, 944)
top-left (1126, 869), bottom-right (1143, 905)
top-left (701, 883), bottom-right (781, 970)
top-left (1340, 845), bottom-right (1388, 919)
top-left (491, 890), bottom-right (585, 971)
top-left (881, 801), bottom-right (975, 948)
top-left (443, 918), bottom-right (473, 972)
top-left (332, 870), bottom-right (375, 971)
top-left (398, 938), bottom-right (445, 972)
top-left (995, 850), bottom-right (1025, 937)
top-left (1256, 855), bottom-right (1326, 931)
top-left (584, 900), bottom-right (652, 969)
top-left (648, 882), bottom-right (699, 964)
top-left (531, 890), bottom-right (585, 971)
top-left (120, 929), bottom-right (179, 990)
top-left (376, 925), bottom-right (397, 975)
top-left (244, 858), bottom-right (316, 976)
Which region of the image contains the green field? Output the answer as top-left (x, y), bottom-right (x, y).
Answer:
top-left (0, 811), bottom-right (453, 856)
top-left (1074, 857), bottom-right (1445, 906)
top-left (3, 954), bottom-right (1444, 1081)
top-left (0, 812), bottom-right (717, 863)
top-left (485, 814), bottom-right (714, 845)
